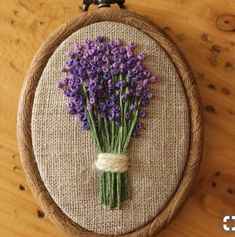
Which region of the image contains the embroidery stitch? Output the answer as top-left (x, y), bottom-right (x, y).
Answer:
top-left (57, 36), bottom-right (159, 209)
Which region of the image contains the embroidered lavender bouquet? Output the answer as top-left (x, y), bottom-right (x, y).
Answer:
top-left (57, 36), bottom-right (159, 209)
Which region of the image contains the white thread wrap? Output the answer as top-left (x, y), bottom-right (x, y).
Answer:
top-left (95, 153), bottom-right (129, 173)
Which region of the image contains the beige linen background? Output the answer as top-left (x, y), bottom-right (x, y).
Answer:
top-left (31, 22), bottom-right (189, 235)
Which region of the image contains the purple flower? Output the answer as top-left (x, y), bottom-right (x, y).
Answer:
top-left (121, 80), bottom-right (127, 87)
top-left (108, 41), bottom-right (116, 49)
top-left (147, 92), bottom-right (153, 99)
top-left (121, 93), bottom-right (128, 102)
top-left (127, 70), bottom-right (135, 78)
top-left (102, 66), bottom-right (109, 73)
top-left (81, 121), bottom-right (90, 130)
top-left (130, 104), bottom-right (137, 111)
top-left (108, 111), bottom-right (115, 121)
top-left (83, 38), bottom-right (90, 44)
top-left (97, 43), bottom-right (105, 51)
top-left (57, 36), bottom-right (160, 141)
top-left (111, 68), bottom-right (119, 76)
top-left (90, 97), bottom-right (96, 105)
top-left (125, 112), bottom-right (131, 120)
top-left (76, 43), bottom-right (82, 50)
top-left (56, 81), bottom-right (66, 89)
top-left (114, 39), bottom-right (122, 46)
top-left (112, 62), bottom-right (119, 69)
top-left (93, 56), bottom-right (99, 62)
top-left (136, 64), bottom-right (143, 73)
top-left (137, 53), bottom-right (145, 61)
top-left (68, 107), bottom-right (77, 115)
top-left (136, 84), bottom-right (143, 91)
top-left (116, 80), bottom-right (127, 88)
top-left (77, 112), bottom-right (87, 121)
top-left (108, 80), bottom-right (114, 89)
top-left (80, 59), bottom-right (86, 66)
top-left (97, 85), bottom-right (103, 91)
top-left (143, 79), bottom-right (148, 86)
top-left (97, 102), bottom-right (106, 112)
top-left (143, 70), bottom-right (151, 77)
top-left (111, 48), bottom-right (119, 54)
top-left (83, 52), bottom-right (89, 59)
top-left (95, 36), bottom-right (104, 42)
top-left (63, 89), bottom-right (71, 97)
top-left (88, 49), bottom-right (95, 56)
top-left (74, 99), bottom-right (83, 106)
top-left (127, 51), bottom-right (133, 59)
top-left (76, 105), bottom-right (83, 113)
top-left (106, 98), bottom-right (115, 107)
top-left (141, 98), bottom-right (149, 107)
top-left (88, 80), bottom-right (97, 90)
top-left (103, 73), bottom-right (111, 80)
top-left (86, 103), bottom-right (92, 111)
top-left (119, 47), bottom-right (127, 54)
top-left (120, 64), bottom-right (126, 72)
top-left (135, 91), bottom-right (142, 97)
top-left (66, 50), bottom-right (76, 58)
top-left (112, 104), bottom-right (120, 113)
top-left (114, 53), bottom-right (122, 61)
top-left (128, 42), bottom-right (136, 49)
top-left (136, 122), bottom-right (143, 129)
top-left (139, 110), bottom-right (146, 118)
top-left (149, 75), bottom-right (159, 83)
top-left (102, 56), bottom-right (108, 62)
top-left (63, 78), bottom-right (69, 85)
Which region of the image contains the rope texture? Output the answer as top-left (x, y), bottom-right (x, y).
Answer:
top-left (95, 153), bottom-right (129, 173)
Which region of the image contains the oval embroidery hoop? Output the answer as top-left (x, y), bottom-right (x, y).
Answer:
top-left (17, 8), bottom-right (203, 237)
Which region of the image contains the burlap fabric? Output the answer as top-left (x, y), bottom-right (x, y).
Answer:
top-left (31, 22), bottom-right (189, 235)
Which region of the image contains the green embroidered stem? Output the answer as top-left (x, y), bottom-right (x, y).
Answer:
top-left (97, 74), bottom-right (136, 209)
top-left (117, 173), bottom-right (122, 208)
top-left (82, 85), bottom-right (102, 151)
top-left (104, 118), bottom-right (110, 152)
top-left (118, 74), bottom-right (124, 153)
top-left (123, 100), bottom-right (141, 152)
top-left (111, 121), bottom-right (115, 149)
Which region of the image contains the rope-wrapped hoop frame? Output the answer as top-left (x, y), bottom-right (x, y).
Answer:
top-left (17, 8), bottom-right (203, 237)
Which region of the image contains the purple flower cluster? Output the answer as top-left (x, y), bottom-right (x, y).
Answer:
top-left (57, 36), bottom-right (159, 140)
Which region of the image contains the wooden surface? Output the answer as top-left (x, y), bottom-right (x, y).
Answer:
top-left (0, 0), bottom-right (234, 237)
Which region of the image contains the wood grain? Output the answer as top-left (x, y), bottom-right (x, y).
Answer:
top-left (0, 1), bottom-right (235, 237)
